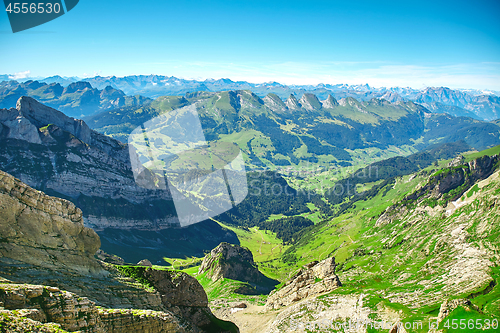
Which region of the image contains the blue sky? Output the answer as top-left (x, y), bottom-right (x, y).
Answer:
top-left (1, 0), bottom-right (499, 89)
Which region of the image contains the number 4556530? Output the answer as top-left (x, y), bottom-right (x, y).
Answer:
top-left (5, 2), bottom-right (61, 14)
top-left (444, 318), bottom-right (498, 330)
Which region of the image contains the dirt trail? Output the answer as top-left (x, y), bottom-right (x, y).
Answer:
top-left (258, 230), bottom-right (264, 254)
top-left (213, 303), bottom-right (277, 333)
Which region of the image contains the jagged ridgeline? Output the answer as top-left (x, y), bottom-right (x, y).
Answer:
top-left (12, 76), bottom-right (500, 120)
top-left (0, 80), bottom-right (151, 118)
top-left (85, 90), bottom-right (500, 169)
top-left (0, 96), bottom-right (330, 262)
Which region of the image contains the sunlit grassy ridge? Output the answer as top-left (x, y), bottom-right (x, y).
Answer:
top-left (283, 146), bottom-right (499, 268)
top-left (267, 147), bottom-right (500, 331)
top-left (87, 90), bottom-right (500, 174)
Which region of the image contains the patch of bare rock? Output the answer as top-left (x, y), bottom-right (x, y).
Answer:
top-left (265, 257), bottom-right (341, 310)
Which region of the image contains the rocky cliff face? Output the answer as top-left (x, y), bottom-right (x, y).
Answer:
top-left (0, 169), bottom-right (162, 310)
top-left (377, 154), bottom-right (500, 226)
top-left (265, 257), bottom-right (341, 310)
top-left (299, 93), bottom-right (322, 111)
top-left (198, 242), bottom-right (278, 293)
top-left (284, 94), bottom-right (302, 111)
top-left (0, 97), bottom-right (176, 229)
top-left (322, 94), bottom-right (339, 108)
top-left (142, 268), bottom-right (239, 332)
top-left (262, 93), bottom-right (287, 113)
top-left (199, 242), bottom-right (256, 282)
top-left (0, 96), bottom-right (176, 231)
top-left (0, 169), bottom-right (102, 275)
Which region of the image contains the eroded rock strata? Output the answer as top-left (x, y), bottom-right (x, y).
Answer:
top-left (0, 170), bottom-right (238, 332)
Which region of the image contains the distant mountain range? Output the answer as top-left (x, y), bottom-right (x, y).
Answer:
top-left (0, 79), bottom-right (151, 118)
top-left (85, 90), bottom-right (500, 170)
top-left (2, 74), bottom-right (499, 121)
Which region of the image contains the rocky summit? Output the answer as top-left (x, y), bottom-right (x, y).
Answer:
top-left (199, 242), bottom-right (278, 293)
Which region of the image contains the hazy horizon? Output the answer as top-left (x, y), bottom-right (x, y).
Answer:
top-left (1, 0), bottom-right (500, 90)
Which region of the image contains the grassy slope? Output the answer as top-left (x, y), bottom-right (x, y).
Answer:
top-left (155, 146), bottom-right (500, 331)
top-left (272, 147), bottom-right (500, 331)
top-left (215, 222), bottom-right (289, 281)
top-left (463, 144), bottom-right (500, 162)
top-left (286, 146), bottom-right (497, 266)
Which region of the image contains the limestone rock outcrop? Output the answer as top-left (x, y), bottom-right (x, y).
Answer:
top-left (322, 94), bottom-right (339, 108)
top-left (0, 283), bottom-right (103, 332)
top-left (299, 93), bottom-right (322, 111)
top-left (95, 249), bottom-right (125, 265)
top-left (199, 242), bottom-right (254, 282)
top-left (265, 257), bottom-right (341, 310)
top-left (0, 283), bottom-right (189, 333)
top-left (412, 154), bottom-right (498, 200)
top-left (144, 268), bottom-right (218, 331)
top-left (145, 269), bottom-right (208, 308)
top-left (0, 169), bottom-right (102, 274)
top-left (285, 94), bottom-right (301, 111)
top-left (437, 298), bottom-right (478, 322)
top-left (376, 154), bottom-right (500, 226)
top-left (263, 93), bottom-right (287, 113)
top-left (108, 267), bottom-right (238, 332)
top-left (199, 242), bottom-right (277, 291)
top-left (198, 242), bottom-right (278, 295)
top-left (448, 155), bottom-right (465, 167)
top-left (98, 308), bottom-right (188, 333)
top-left (2, 116), bottom-right (42, 144)
top-left (16, 96), bottom-right (92, 144)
